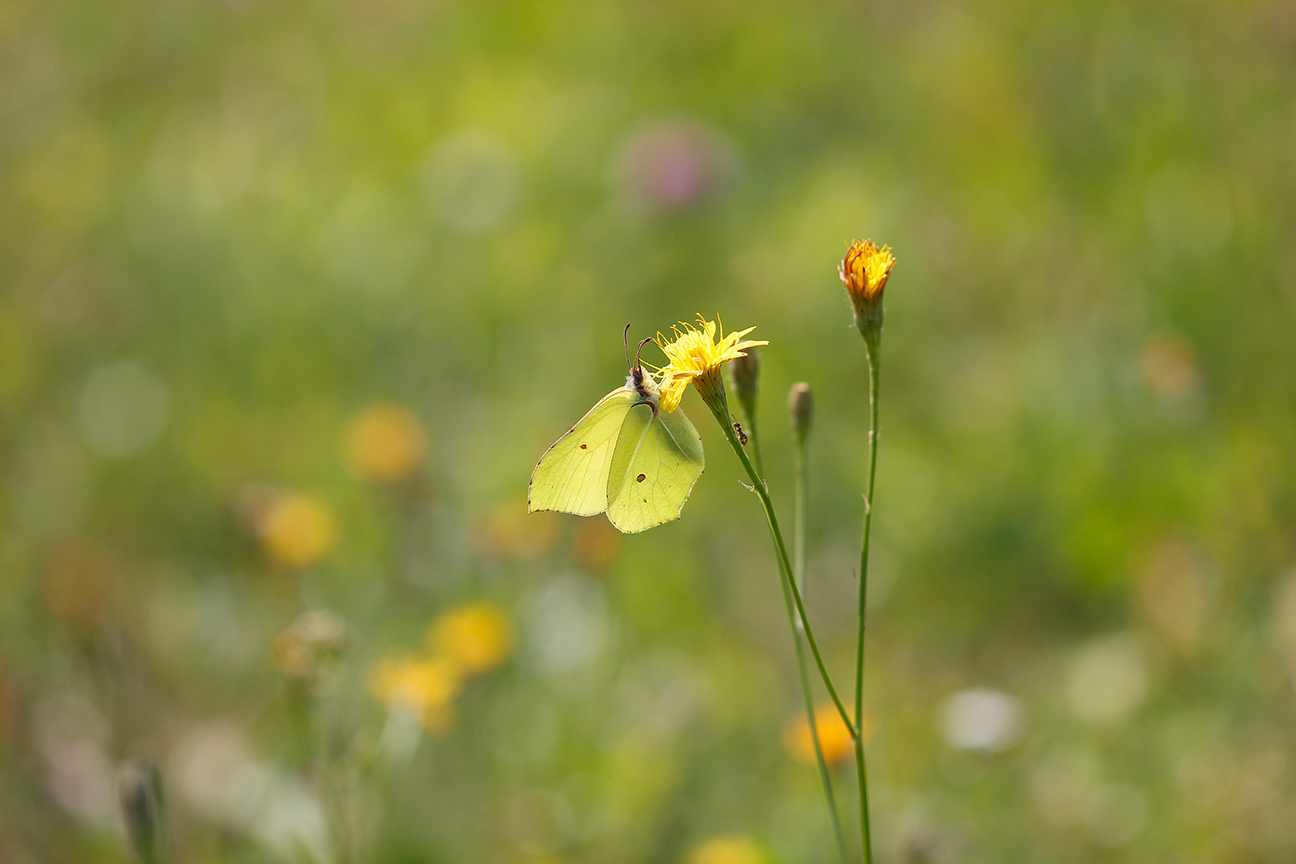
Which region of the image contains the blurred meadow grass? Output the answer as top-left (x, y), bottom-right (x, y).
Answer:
top-left (2, 0), bottom-right (1296, 861)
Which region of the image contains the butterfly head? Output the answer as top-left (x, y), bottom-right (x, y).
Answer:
top-left (623, 325), bottom-right (661, 416)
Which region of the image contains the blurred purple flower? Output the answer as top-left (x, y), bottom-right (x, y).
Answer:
top-left (613, 119), bottom-right (735, 213)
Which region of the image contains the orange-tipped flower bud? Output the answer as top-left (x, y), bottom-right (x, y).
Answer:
top-left (840, 239), bottom-right (894, 349)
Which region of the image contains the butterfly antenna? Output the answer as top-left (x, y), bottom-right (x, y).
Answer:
top-left (632, 337), bottom-right (655, 371)
top-left (623, 323), bottom-right (633, 371)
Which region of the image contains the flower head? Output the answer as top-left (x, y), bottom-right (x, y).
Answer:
top-left (788, 382), bottom-right (814, 446)
top-left (344, 403), bottom-right (427, 482)
top-left (840, 239), bottom-right (894, 346)
top-left (370, 654), bottom-right (463, 732)
top-left (428, 603), bottom-right (513, 674)
top-left (784, 702), bottom-right (869, 765)
top-left (654, 315), bottom-right (767, 414)
top-left (272, 609), bottom-right (351, 686)
top-left (258, 492), bottom-right (337, 568)
top-left (684, 837), bottom-right (766, 864)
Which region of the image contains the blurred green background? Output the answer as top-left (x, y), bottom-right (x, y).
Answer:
top-left (3, 0), bottom-right (1296, 861)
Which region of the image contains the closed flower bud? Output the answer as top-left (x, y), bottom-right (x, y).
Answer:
top-left (729, 349), bottom-right (760, 426)
top-left (840, 239), bottom-right (894, 351)
top-left (788, 382), bottom-right (813, 445)
top-left (119, 761), bottom-right (163, 864)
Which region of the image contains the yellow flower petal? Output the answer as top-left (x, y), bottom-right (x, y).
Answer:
top-left (653, 315), bottom-right (767, 413)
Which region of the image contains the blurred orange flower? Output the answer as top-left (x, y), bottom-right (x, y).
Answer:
top-left (1138, 333), bottom-right (1200, 400)
top-left (259, 493), bottom-right (337, 567)
top-left (684, 836), bottom-right (766, 864)
top-left (784, 702), bottom-right (867, 765)
top-left (478, 498), bottom-right (557, 559)
top-left (43, 540), bottom-right (118, 635)
top-left (573, 518), bottom-right (622, 569)
top-left (344, 403), bottom-right (427, 482)
top-left (370, 654), bottom-right (463, 732)
top-left (428, 603), bottom-right (513, 675)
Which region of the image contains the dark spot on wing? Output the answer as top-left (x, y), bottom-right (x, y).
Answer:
top-left (580, 444), bottom-right (587, 449)
top-left (636, 473), bottom-right (646, 482)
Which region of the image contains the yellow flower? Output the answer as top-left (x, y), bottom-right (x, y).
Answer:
top-left (783, 702), bottom-right (869, 765)
top-left (259, 493), bottom-right (337, 568)
top-left (840, 239), bottom-right (894, 345)
top-left (683, 837), bottom-right (766, 864)
top-left (654, 315), bottom-right (767, 414)
top-left (840, 239), bottom-right (894, 305)
top-left (428, 603), bottom-right (514, 675)
top-left (344, 403), bottom-right (427, 482)
top-left (370, 654), bottom-right (463, 732)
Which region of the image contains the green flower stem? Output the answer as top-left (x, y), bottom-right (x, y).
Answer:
top-left (791, 431), bottom-right (851, 864)
top-left (747, 413), bottom-right (765, 480)
top-left (705, 400), bottom-right (857, 740)
top-left (854, 350), bottom-right (882, 864)
top-left (744, 410), bottom-right (849, 864)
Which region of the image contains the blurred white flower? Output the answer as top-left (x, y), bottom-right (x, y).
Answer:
top-left (940, 687), bottom-right (1025, 753)
top-left (614, 650), bottom-right (700, 741)
top-left (33, 692), bottom-right (116, 828)
top-left (253, 778), bottom-right (331, 864)
top-left (1066, 633), bottom-right (1148, 726)
top-left (525, 574), bottom-right (609, 677)
top-left (170, 722), bottom-right (330, 863)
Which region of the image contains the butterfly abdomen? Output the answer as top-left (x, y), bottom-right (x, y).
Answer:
top-left (626, 366), bottom-right (661, 417)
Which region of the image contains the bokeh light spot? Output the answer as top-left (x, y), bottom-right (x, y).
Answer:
top-left (344, 402), bottom-right (427, 482)
top-left (941, 687), bottom-right (1025, 753)
top-left (78, 360), bottom-right (170, 458)
top-left (258, 493), bottom-right (338, 568)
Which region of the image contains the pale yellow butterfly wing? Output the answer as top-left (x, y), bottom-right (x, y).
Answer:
top-left (528, 388), bottom-right (638, 516)
top-left (605, 403), bottom-right (705, 533)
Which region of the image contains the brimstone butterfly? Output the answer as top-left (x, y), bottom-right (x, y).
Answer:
top-left (528, 328), bottom-right (704, 534)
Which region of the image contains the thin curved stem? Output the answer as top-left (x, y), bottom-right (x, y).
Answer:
top-left (791, 432), bottom-right (851, 864)
top-left (854, 350), bottom-right (881, 864)
top-left (707, 401), bottom-right (856, 740)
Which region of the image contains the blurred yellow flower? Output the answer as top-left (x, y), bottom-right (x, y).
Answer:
top-left (370, 654), bottom-right (463, 732)
top-left (684, 836), bottom-right (766, 864)
top-left (655, 315), bottom-right (767, 413)
top-left (428, 603), bottom-right (513, 675)
top-left (259, 493), bottom-right (337, 567)
top-left (784, 702), bottom-right (867, 765)
top-left (344, 403), bottom-right (427, 482)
